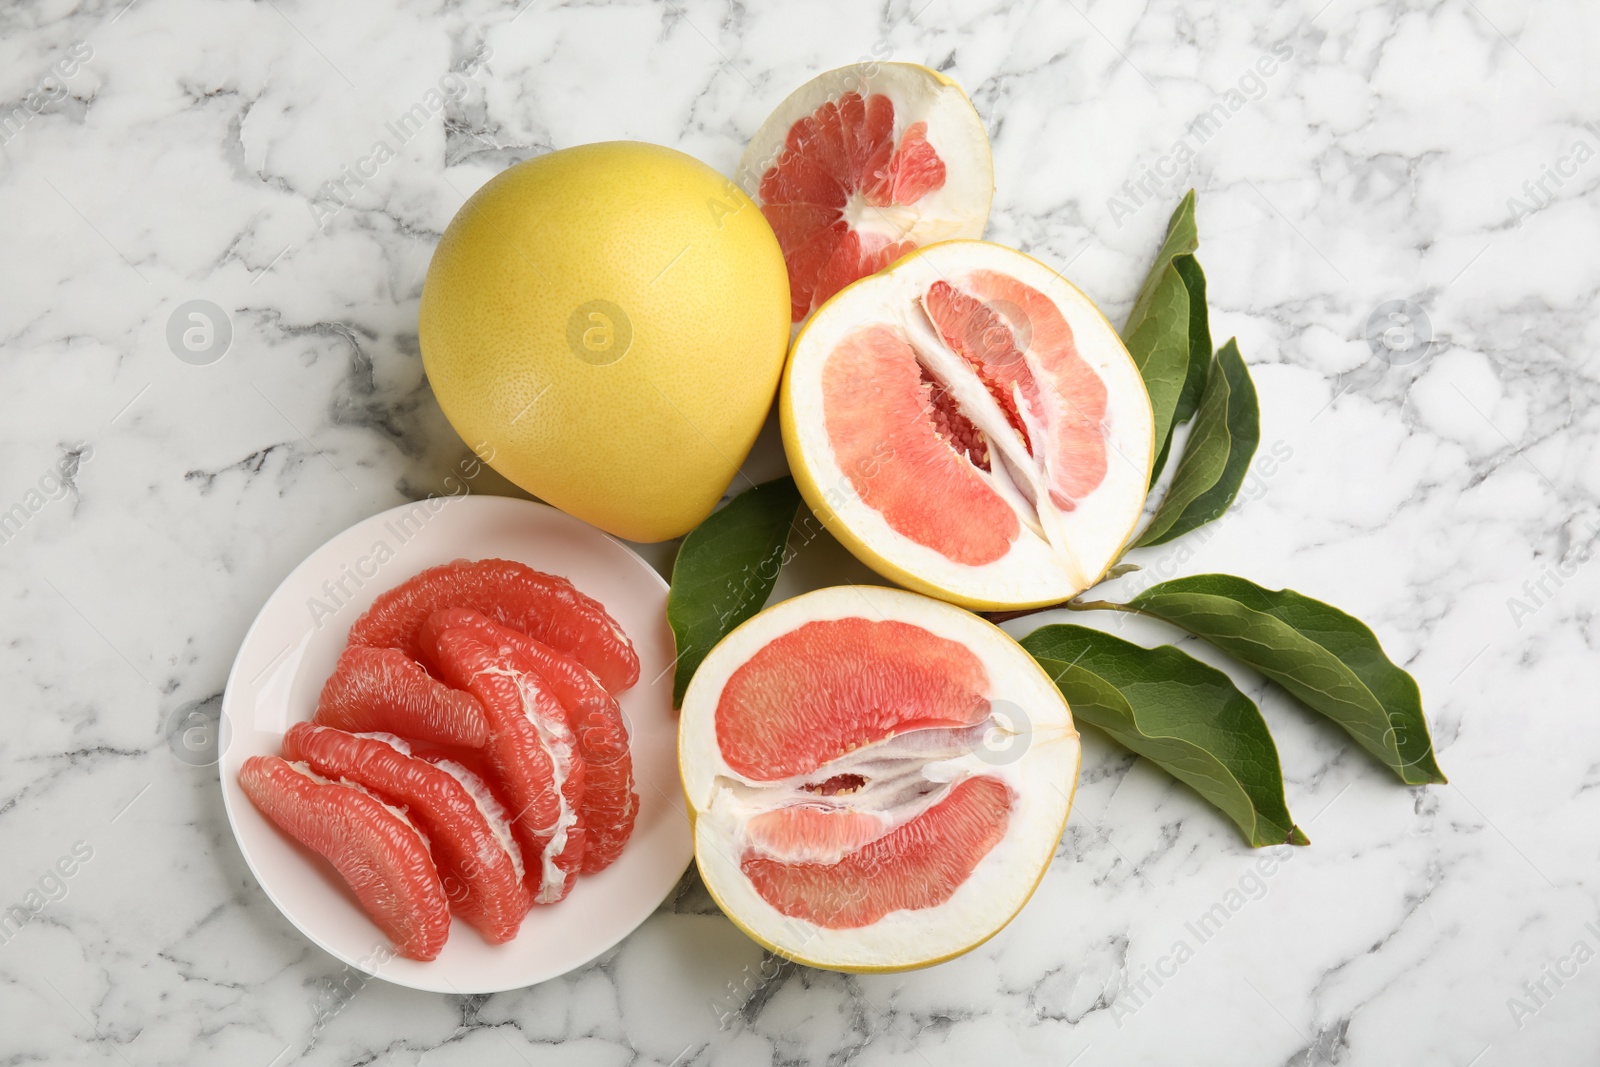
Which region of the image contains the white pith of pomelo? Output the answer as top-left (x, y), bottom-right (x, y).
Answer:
top-left (735, 62), bottom-right (993, 326)
top-left (781, 240), bottom-right (1156, 611)
top-left (679, 585), bottom-right (1080, 973)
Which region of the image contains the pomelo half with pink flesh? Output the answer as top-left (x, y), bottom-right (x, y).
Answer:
top-left (736, 63), bottom-right (993, 326)
top-left (781, 240), bottom-right (1156, 610)
top-left (678, 585), bottom-right (1079, 972)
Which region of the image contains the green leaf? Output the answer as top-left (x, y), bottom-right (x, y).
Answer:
top-left (667, 476), bottom-right (801, 707)
top-left (1122, 575), bottom-right (1447, 785)
top-left (1021, 624), bottom-right (1306, 848)
top-left (1123, 191), bottom-right (1208, 483)
top-left (1172, 254), bottom-right (1211, 426)
top-left (1134, 339), bottom-right (1260, 548)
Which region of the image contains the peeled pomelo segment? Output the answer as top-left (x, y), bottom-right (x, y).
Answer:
top-left (347, 558), bottom-right (639, 694)
top-left (680, 586), bottom-right (1080, 971)
top-left (737, 63), bottom-right (993, 325)
top-left (314, 645), bottom-right (488, 749)
top-left (921, 280), bottom-right (1033, 440)
top-left (781, 240), bottom-right (1157, 610)
top-left (419, 608), bottom-right (638, 874)
top-left (878, 121), bottom-right (946, 205)
top-left (822, 325), bottom-right (1020, 567)
top-left (238, 754), bottom-right (451, 961)
top-left (282, 723), bottom-right (529, 944)
top-left (424, 626), bottom-right (587, 904)
top-left (744, 805), bottom-right (889, 866)
top-left (812, 231), bottom-right (918, 313)
top-left (715, 615), bottom-right (991, 781)
top-left (963, 269), bottom-right (1110, 510)
top-left (742, 775), bottom-right (1011, 928)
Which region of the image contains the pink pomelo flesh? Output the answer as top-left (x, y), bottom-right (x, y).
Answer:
top-left (418, 608), bottom-right (638, 874)
top-left (741, 776), bottom-right (1011, 929)
top-left (238, 754), bottom-right (451, 961)
top-left (822, 270), bottom-right (1111, 566)
top-left (348, 558), bottom-right (640, 694)
top-left (713, 616), bottom-right (1014, 929)
top-left (715, 616), bottom-right (991, 780)
top-left (757, 91), bottom-right (946, 322)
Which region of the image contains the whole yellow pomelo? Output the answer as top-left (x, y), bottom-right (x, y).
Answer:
top-left (420, 141), bottom-right (791, 542)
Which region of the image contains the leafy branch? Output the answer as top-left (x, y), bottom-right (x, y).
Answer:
top-left (663, 191), bottom-right (1444, 848)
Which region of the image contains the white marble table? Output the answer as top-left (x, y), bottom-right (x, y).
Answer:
top-left (3, 0), bottom-right (1597, 1063)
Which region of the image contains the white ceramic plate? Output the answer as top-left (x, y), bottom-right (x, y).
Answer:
top-left (219, 495), bottom-right (690, 993)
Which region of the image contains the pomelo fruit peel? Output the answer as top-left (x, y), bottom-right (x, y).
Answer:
top-left (679, 586), bottom-right (1079, 972)
top-left (421, 142), bottom-right (791, 543)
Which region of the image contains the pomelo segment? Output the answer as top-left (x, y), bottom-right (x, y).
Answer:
top-left (423, 626), bottom-right (587, 904)
top-left (715, 615), bottom-right (991, 780)
top-left (741, 775), bottom-right (1012, 929)
top-left (737, 63), bottom-right (993, 325)
top-left (679, 586), bottom-right (1079, 972)
top-left (238, 754), bottom-right (452, 961)
top-left (419, 609), bottom-right (638, 874)
top-left (348, 558), bottom-right (640, 694)
top-left (314, 645), bottom-right (489, 749)
top-left (282, 723), bottom-right (530, 944)
top-left (781, 240), bottom-right (1156, 610)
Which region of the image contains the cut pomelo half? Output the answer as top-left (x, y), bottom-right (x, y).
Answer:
top-left (423, 625), bottom-right (587, 904)
top-left (347, 558), bottom-right (640, 694)
top-left (420, 609), bottom-right (638, 874)
top-left (679, 585), bottom-right (1079, 972)
top-left (238, 754), bottom-right (451, 961)
top-left (781, 240), bottom-right (1156, 610)
top-left (314, 645), bottom-right (489, 749)
top-left (282, 723), bottom-right (529, 944)
top-left (736, 62), bottom-right (993, 325)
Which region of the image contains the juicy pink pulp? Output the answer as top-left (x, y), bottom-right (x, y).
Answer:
top-left (822, 270), bottom-right (1110, 567)
top-left (244, 559), bottom-right (641, 959)
top-left (757, 91), bottom-right (948, 322)
top-left (714, 617), bottom-right (1014, 929)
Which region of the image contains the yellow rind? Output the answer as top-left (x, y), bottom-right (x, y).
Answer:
top-left (780, 239), bottom-right (1157, 611)
top-left (420, 141), bottom-right (791, 543)
top-left (677, 588), bottom-right (1081, 972)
